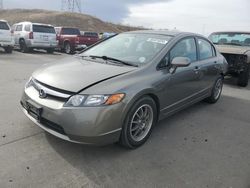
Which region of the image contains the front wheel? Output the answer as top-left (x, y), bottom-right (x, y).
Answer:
top-left (46, 48), bottom-right (55, 54)
top-left (4, 46), bottom-right (13, 53)
top-left (119, 96), bottom-right (157, 149)
top-left (237, 65), bottom-right (249, 87)
top-left (205, 76), bottom-right (223, 104)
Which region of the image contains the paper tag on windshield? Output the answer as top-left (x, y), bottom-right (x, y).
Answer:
top-left (147, 38), bottom-right (168, 44)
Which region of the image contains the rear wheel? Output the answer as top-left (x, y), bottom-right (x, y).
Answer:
top-left (4, 46), bottom-right (13, 53)
top-left (19, 40), bottom-right (29, 53)
top-left (64, 42), bottom-right (72, 54)
top-left (119, 96), bottom-right (157, 149)
top-left (46, 48), bottom-right (54, 54)
top-left (237, 65), bottom-right (249, 87)
top-left (205, 76), bottom-right (223, 104)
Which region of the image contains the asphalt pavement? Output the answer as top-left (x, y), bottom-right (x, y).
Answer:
top-left (0, 49), bottom-right (250, 188)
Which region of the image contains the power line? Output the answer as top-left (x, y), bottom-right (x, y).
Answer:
top-left (61, 0), bottom-right (82, 13)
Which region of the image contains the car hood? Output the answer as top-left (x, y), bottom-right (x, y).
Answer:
top-left (32, 56), bottom-right (137, 93)
top-left (216, 45), bottom-right (250, 55)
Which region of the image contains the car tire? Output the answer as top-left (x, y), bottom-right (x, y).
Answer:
top-left (237, 65), bottom-right (249, 87)
top-left (64, 42), bottom-right (72, 54)
top-left (119, 96), bottom-right (157, 149)
top-left (4, 46), bottom-right (13, 53)
top-left (19, 40), bottom-right (29, 53)
top-left (47, 48), bottom-right (55, 54)
top-left (205, 76), bottom-right (223, 104)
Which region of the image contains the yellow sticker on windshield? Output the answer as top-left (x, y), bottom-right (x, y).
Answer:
top-left (147, 38), bottom-right (168, 44)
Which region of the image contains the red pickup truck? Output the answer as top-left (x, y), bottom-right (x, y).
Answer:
top-left (55, 27), bottom-right (98, 54)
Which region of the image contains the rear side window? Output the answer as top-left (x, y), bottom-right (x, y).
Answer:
top-left (62, 28), bottom-right (80, 35)
top-left (32, 25), bottom-right (55, 34)
top-left (170, 38), bottom-right (197, 62)
top-left (0, 21), bottom-right (9, 30)
top-left (83, 32), bottom-right (98, 37)
top-left (24, 24), bottom-right (31, 32)
top-left (198, 38), bottom-right (214, 60)
top-left (16, 25), bottom-right (23, 31)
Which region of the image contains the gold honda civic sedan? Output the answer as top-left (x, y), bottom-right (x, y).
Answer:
top-left (21, 30), bottom-right (228, 148)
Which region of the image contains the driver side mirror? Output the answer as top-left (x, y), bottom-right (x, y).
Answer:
top-left (170, 57), bottom-right (191, 74)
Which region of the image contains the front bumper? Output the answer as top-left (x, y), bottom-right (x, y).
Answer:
top-left (20, 87), bottom-right (124, 145)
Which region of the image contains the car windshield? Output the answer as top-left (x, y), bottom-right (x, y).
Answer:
top-left (62, 28), bottom-right (80, 35)
top-left (0, 21), bottom-right (9, 30)
top-left (82, 33), bottom-right (172, 66)
top-left (209, 33), bottom-right (250, 47)
top-left (33, 25), bottom-right (55, 33)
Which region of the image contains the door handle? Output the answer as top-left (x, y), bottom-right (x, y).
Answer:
top-left (194, 66), bottom-right (200, 74)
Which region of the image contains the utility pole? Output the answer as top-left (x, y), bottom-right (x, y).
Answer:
top-left (61, 0), bottom-right (82, 13)
top-left (0, 0), bottom-right (3, 9)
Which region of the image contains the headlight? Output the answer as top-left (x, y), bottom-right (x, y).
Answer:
top-left (64, 93), bottom-right (125, 107)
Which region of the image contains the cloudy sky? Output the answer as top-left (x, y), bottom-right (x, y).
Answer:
top-left (3, 0), bottom-right (250, 35)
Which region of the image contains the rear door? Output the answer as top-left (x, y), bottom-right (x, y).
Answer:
top-left (196, 37), bottom-right (218, 88)
top-left (32, 24), bottom-right (56, 44)
top-left (0, 21), bottom-right (12, 42)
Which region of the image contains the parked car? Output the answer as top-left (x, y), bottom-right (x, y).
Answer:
top-left (55, 27), bottom-right (87, 54)
top-left (80, 31), bottom-right (99, 46)
top-left (209, 31), bottom-right (250, 87)
top-left (20, 30), bottom-right (227, 148)
top-left (12, 22), bottom-right (57, 53)
top-left (99, 32), bottom-right (116, 39)
top-left (0, 20), bottom-right (14, 53)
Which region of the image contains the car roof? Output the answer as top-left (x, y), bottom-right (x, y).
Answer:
top-left (0, 19), bottom-right (7, 23)
top-left (124, 30), bottom-right (200, 37)
top-left (14, 21), bottom-right (54, 27)
top-left (56, 27), bottom-right (79, 29)
top-left (210, 31), bottom-right (250, 35)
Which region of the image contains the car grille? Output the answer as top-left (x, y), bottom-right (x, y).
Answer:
top-left (28, 78), bottom-right (75, 101)
top-left (40, 118), bottom-right (66, 135)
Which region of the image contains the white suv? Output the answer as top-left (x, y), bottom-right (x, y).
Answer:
top-left (13, 22), bottom-right (58, 53)
top-left (0, 20), bottom-right (14, 53)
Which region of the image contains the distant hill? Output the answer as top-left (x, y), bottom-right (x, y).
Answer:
top-left (0, 9), bottom-right (144, 33)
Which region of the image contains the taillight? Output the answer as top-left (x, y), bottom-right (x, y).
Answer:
top-left (29, 32), bottom-right (33, 39)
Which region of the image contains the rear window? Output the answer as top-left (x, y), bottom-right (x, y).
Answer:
top-left (0, 21), bottom-right (9, 30)
top-left (83, 32), bottom-right (98, 37)
top-left (62, 28), bottom-right (80, 35)
top-left (32, 25), bottom-right (55, 34)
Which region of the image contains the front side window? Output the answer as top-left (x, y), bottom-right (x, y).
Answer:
top-left (198, 38), bottom-right (214, 60)
top-left (0, 21), bottom-right (9, 30)
top-left (170, 38), bottom-right (197, 62)
top-left (82, 33), bottom-right (172, 66)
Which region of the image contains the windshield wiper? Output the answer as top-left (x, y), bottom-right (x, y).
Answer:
top-left (89, 55), bottom-right (138, 67)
